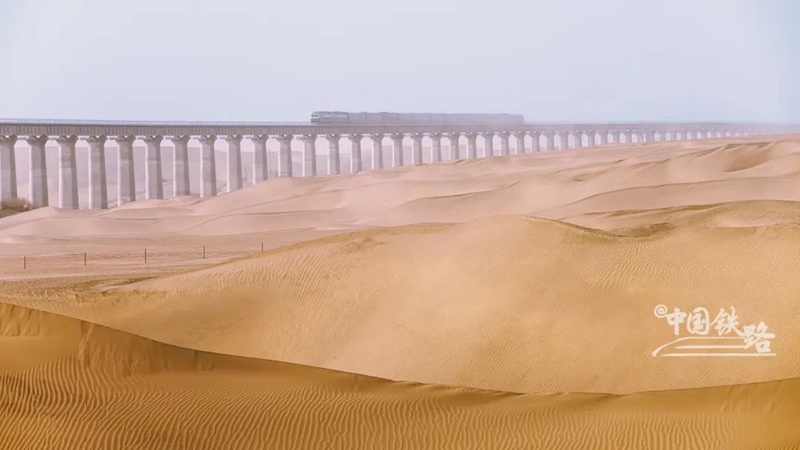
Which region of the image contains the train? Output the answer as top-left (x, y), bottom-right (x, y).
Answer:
top-left (310, 111), bottom-right (525, 125)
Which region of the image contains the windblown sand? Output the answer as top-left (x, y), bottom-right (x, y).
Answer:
top-left (2, 136), bottom-right (800, 449)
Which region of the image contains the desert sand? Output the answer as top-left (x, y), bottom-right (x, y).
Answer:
top-left (2, 135), bottom-right (800, 449)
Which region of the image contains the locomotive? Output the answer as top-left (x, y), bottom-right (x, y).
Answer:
top-left (310, 111), bottom-right (525, 125)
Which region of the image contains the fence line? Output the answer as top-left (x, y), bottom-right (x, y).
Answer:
top-left (0, 242), bottom-right (271, 270)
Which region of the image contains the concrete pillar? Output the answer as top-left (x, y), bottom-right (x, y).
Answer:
top-left (514, 133), bottom-right (526, 154)
top-left (446, 134), bottom-right (459, 160)
top-left (499, 132), bottom-right (510, 156)
top-left (411, 133), bottom-right (423, 165)
top-left (430, 133), bottom-right (442, 162)
top-left (328, 134), bottom-right (341, 175)
top-left (481, 133), bottom-right (494, 157)
top-left (350, 134), bottom-right (363, 173)
top-left (143, 135), bottom-right (164, 200)
top-left (0, 135), bottom-right (18, 201)
top-left (300, 135), bottom-right (317, 177)
top-left (85, 135), bottom-right (108, 209)
top-left (559, 132), bottom-right (570, 150)
top-left (56, 135), bottom-right (79, 210)
top-left (544, 132), bottom-right (555, 151)
top-left (198, 135), bottom-right (217, 197)
top-left (466, 133), bottom-right (478, 159)
top-left (276, 134), bottom-right (293, 177)
top-left (225, 135), bottom-right (243, 192)
top-left (391, 133), bottom-right (404, 168)
top-left (170, 135), bottom-right (191, 196)
top-left (250, 134), bottom-right (269, 184)
top-left (531, 132), bottom-right (541, 152)
top-left (26, 135), bottom-right (49, 207)
top-left (370, 134), bottom-right (383, 170)
top-left (114, 136), bottom-right (135, 206)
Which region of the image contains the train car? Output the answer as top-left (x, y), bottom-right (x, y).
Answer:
top-left (310, 111), bottom-right (350, 123)
top-left (310, 111), bottom-right (525, 125)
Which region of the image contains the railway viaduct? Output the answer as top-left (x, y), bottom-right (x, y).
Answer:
top-left (0, 119), bottom-right (797, 210)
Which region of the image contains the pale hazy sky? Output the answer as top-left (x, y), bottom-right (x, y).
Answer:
top-left (0, 0), bottom-right (797, 123)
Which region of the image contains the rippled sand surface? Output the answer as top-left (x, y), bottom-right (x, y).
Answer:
top-left (2, 135), bottom-right (800, 449)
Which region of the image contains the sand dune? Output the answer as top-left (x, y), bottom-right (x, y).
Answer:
top-left (2, 302), bottom-right (799, 450)
top-left (4, 214), bottom-right (799, 395)
top-left (3, 135), bottom-right (800, 448)
top-left (3, 136), bottom-right (800, 239)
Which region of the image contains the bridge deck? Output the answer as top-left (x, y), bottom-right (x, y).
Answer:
top-left (1, 119), bottom-right (796, 137)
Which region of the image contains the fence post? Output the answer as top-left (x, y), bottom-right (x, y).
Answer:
top-left (261, 242), bottom-right (264, 252)
top-left (23, 256), bottom-right (26, 269)
top-left (84, 252), bottom-right (86, 266)
top-left (203, 245), bottom-right (206, 259)
top-left (144, 248), bottom-right (147, 264)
